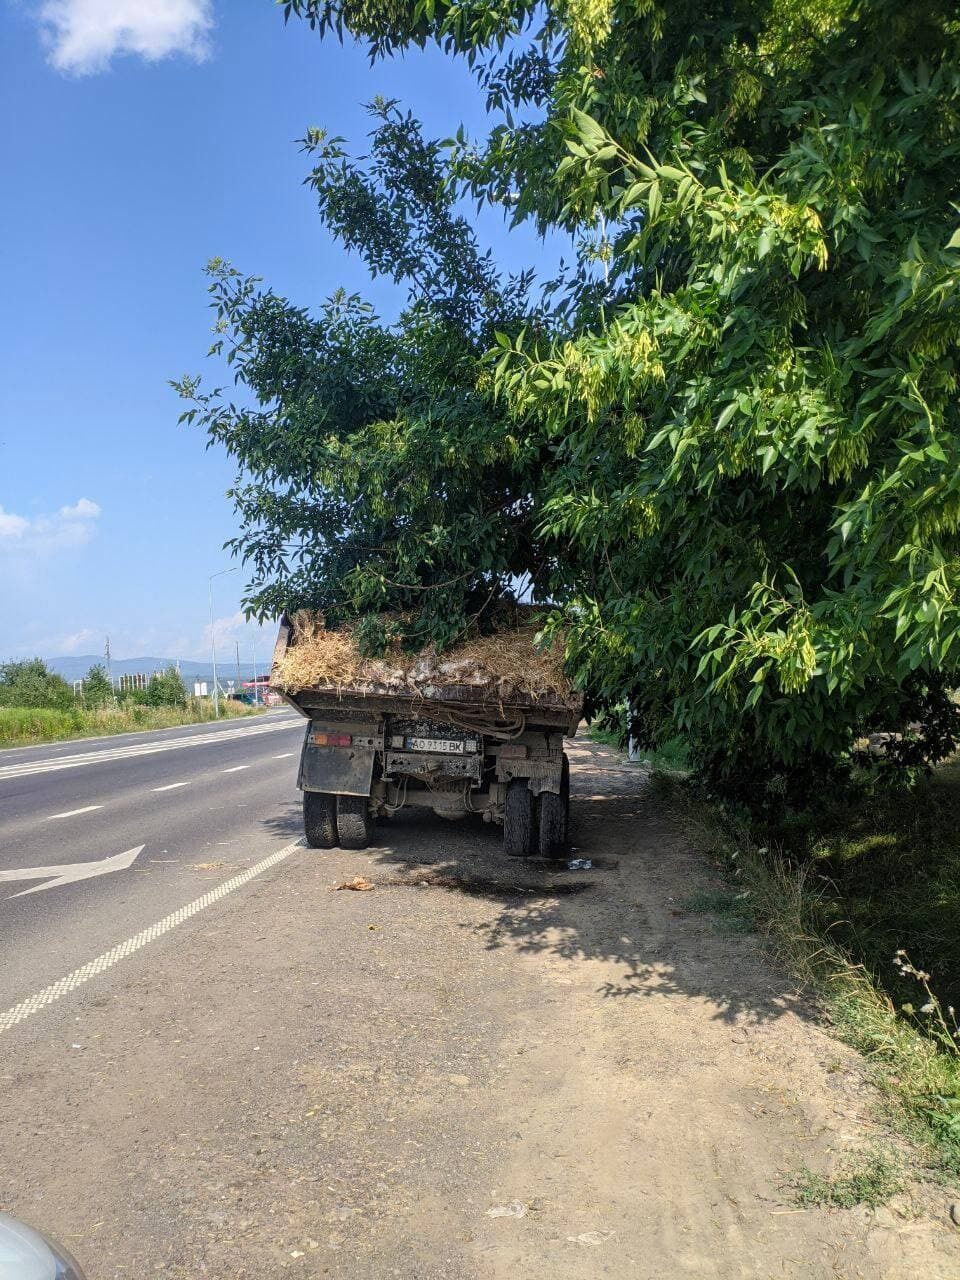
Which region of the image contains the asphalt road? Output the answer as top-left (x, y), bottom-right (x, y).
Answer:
top-left (0, 710), bottom-right (307, 1013)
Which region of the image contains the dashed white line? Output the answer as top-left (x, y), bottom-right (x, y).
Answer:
top-left (46, 805), bottom-right (103, 821)
top-left (272, 752), bottom-right (294, 759)
top-left (221, 765), bottom-right (250, 773)
top-left (0, 839), bottom-right (305, 1037)
top-left (151, 782), bottom-right (190, 792)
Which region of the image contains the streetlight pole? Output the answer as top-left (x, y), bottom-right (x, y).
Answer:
top-left (208, 567), bottom-right (238, 719)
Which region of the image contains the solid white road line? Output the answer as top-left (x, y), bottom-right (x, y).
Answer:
top-left (0, 839), bottom-right (305, 1037)
top-left (45, 806), bottom-right (103, 821)
top-left (221, 765), bottom-right (250, 773)
top-left (0, 718), bottom-right (300, 782)
top-left (151, 782), bottom-right (190, 792)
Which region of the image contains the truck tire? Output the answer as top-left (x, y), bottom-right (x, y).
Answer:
top-left (538, 789), bottom-right (567, 859)
top-left (303, 790), bottom-right (336, 849)
top-left (561, 752), bottom-right (571, 824)
top-left (337, 794), bottom-right (372, 850)
top-left (503, 779), bottom-right (534, 858)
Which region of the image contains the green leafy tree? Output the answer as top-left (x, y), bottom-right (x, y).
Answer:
top-left (144, 666), bottom-right (188, 708)
top-left (0, 659), bottom-right (74, 710)
top-left (81, 663), bottom-right (114, 707)
top-left (181, 0), bottom-right (960, 801)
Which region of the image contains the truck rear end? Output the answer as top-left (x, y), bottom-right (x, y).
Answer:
top-left (270, 612), bottom-right (582, 859)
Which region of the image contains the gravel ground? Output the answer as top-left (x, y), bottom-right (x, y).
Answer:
top-left (0, 738), bottom-right (956, 1278)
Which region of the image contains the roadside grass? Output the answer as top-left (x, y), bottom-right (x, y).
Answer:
top-left (0, 699), bottom-right (265, 748)
top-left (586, 722), bottom-right (623, 750)
top-left (653, 769), bottom-right (960, 1186)
top-left (587, 722), bottom-right (691, 773)
top-left (681, 887), bottom-right (756, 934)
top-left (791, 1147), bottom-right (903, 1209)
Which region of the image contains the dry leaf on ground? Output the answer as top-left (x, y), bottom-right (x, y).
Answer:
top-left (335, 876), bottom-right (376, 892)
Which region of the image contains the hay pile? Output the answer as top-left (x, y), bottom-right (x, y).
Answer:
top-left (271, 610), bottom-right (575, 704)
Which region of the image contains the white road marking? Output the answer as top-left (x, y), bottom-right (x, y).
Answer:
top-left (151, 782), bottom-right (190, 792)
top-left (273, 752), bottom-right (294, 759)
top-left (0, 846), bottom-right (144, 898)
top-left (221, 765), bottom-right (250, 773)
top-left (0, 717), bottom-right (299, 782)
top-left (46, 805), bottom-right (103, 821)
top-left (0, 840), bottom-right (304, 1036)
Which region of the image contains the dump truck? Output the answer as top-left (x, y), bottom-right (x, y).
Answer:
top-left (270, 611), bottom-right (583, 858)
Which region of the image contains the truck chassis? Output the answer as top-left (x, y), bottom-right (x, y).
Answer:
top-left (292, 699), bottom-right (575, 859)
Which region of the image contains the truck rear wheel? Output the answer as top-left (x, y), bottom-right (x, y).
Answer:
top-left (337, 795), bottom-right (372, 850)
top-left (303, 791), bottom-right (336, 849)
top-left (503, 779), bottom-right (534, 858)
top-left (538, 790), bottom-right (567, 859)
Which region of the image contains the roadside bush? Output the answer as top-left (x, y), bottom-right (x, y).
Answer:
top-left (81, 663), bottom-right (114, 708)
top-left (0, 659), bottom-right (74, 711)
top-left (144, 666), bottom-right (188, 708)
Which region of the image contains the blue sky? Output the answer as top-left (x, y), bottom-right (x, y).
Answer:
top-left (0, 0), bottom-right (548, 665)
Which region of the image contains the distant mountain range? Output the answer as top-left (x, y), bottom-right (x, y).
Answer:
top-left (43, 656), bottom-right (266, 683)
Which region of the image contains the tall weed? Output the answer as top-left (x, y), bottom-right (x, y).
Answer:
top-left (0, 699), bottom-right (262, 748)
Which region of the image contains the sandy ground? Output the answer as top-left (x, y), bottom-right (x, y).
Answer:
top-left (0, 738), bottom-right (957, 1278)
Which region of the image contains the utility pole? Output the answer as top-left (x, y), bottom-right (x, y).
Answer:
top-left (235, 640), bottom-right (242, 698)
top-left (104, 636), bottom-right (113, 691)
top-left (208, 567), bottom-right (238, 719)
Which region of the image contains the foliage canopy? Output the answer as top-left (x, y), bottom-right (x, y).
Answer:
top-left (179, 0), bottom-right (960, 798)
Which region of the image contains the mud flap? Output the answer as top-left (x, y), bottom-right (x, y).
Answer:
top-left (298, 728), bottom-right (376, 797)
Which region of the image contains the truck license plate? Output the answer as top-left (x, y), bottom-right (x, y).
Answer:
top-left (406, 737), bottom-right (464, 753)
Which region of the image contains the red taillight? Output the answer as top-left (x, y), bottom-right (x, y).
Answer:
top-left (313, 732), bottom-right (352, 747)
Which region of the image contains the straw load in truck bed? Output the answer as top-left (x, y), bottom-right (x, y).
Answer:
top-left (270, 609), bottom-right (581, 716)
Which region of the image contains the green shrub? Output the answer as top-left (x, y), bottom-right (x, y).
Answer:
top-left (144, 666), bottom-right (188, 708)
top-left (80, 663), bottom-right (114, 707)
top-left (0, 659), bottom-right (74, 711)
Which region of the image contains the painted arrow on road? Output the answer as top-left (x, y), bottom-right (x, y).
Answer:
top-left (0, 846), bottom-right (145, 898)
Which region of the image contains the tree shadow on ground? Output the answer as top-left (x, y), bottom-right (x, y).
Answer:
top-left (261, 741), bottom-right (815, 1029)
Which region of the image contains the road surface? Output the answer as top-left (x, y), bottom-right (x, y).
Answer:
top-left (0, 711), bottom-right (305, 1013)
top-left (0, 726), bottom-right (955, 1279)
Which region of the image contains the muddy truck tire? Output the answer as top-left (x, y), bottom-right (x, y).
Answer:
top-left (303, 791), bottom-right (336, 849)
top-left (503, 778), bottom-right (535, 858)
top-left (336, 795), bottom-right (373, 850)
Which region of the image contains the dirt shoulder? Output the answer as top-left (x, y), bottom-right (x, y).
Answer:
top-left (0, 739), bottom-right (956, 1278)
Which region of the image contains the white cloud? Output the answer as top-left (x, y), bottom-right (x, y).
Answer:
top-left (0, 496), bottom-right (101, 555)
top-left (57, 627), bottom-right (98, 654)
top-left (204, 610), bottom-right (273, 648)
top-left (204, 609), bottom-right (247, 650)
top-left (0, 509), bottom-right (29, 539)
top-left (38, 0), bottom-right (214, 75)
top-left (59, 497), bottom-right (101, 519)
top-left (201, 611), bottom-right (276, 662)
